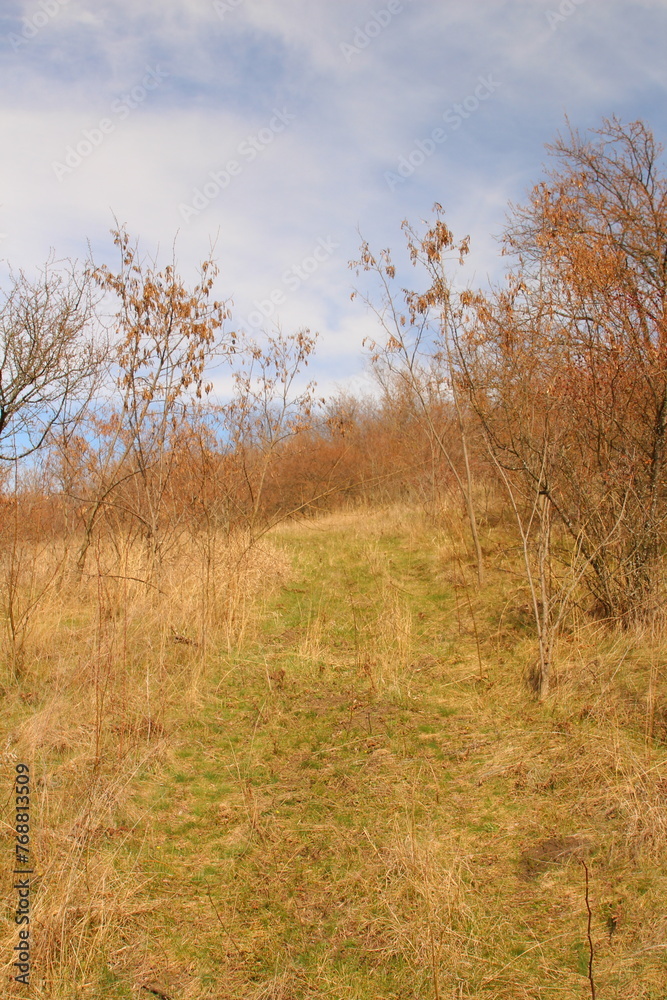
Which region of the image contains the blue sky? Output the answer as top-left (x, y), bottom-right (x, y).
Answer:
top-left (1, 0), bottom-right (666, 398)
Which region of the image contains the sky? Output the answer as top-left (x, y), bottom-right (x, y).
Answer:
top-left (1, 0), bottom-right (666, 399)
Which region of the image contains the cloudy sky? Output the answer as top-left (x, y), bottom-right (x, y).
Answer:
top-left (1, 0), bottom-right (666, 396)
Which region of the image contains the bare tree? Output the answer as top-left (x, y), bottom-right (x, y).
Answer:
top-left (223, 327), bottom-right (320, 530)
top-left (453, 117), bottom-right (667, 694)
top-left (74, 227), bottom-right (233, 575)
top-left (497, 117), bottom-right (667, 621)
top-left (0, 259), bottom-right (101, 462)
top-left (350, 215), bottom-right (485, 586)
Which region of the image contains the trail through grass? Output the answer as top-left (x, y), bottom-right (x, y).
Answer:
top-left (3, 506), bottom-right (667, 998)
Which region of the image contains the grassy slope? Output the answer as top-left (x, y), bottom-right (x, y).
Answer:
top-left (2, 505), bottom-right (667, 998)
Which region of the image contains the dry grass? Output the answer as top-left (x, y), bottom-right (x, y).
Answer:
top-left (1, 504), bottom-right (667, 997)
top-left (0, 527), bottom-right (288, 997)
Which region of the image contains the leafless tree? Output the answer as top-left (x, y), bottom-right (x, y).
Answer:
top-left (351, 216), bottom-right (485, 586)
top-left (0, 259), bottom-right (102, 462)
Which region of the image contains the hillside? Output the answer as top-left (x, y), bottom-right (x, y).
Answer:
top-left (2, 504), bottom-right (666, 998)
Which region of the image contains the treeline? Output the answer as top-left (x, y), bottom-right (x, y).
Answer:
top-left (2, 384), bottom-right (468, 542)
top-left (0, 230), bottom-right (472, 557)
top-left (2, 117), bottom-right (666, 697)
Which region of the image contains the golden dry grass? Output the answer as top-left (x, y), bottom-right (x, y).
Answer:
top-left (1, 504), bottom-right (667, 997)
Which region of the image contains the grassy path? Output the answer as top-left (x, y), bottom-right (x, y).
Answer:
top-left (48, 508), bottom-right (667, 997)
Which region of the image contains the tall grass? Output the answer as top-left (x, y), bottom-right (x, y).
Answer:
top-left (0, 520), bottom-right (286, 997)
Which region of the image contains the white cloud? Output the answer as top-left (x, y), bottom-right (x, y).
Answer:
top-left (1, 0), bottom-right (666, 392)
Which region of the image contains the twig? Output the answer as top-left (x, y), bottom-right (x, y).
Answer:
top-left (204, 884), bottom-right (244, 957)
top-left (581, 859), bottom-right (596, 1000)
top-left (429, 923), bottom-right (440, 1000)
top-left (141, 987), bottom-right (172, 1000)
